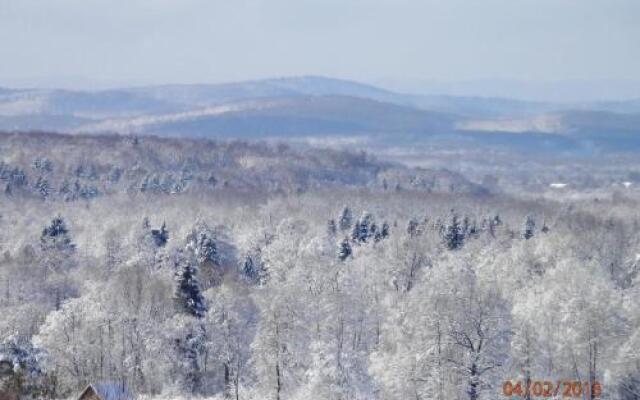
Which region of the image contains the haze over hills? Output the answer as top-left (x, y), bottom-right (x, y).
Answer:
top-left (377, 78), bottom-right (640, 103)
top-left (1, 76), bottom-right (639, 153)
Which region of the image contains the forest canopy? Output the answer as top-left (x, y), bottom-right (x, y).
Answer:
top-left (0, 131), bottom-right (638, 400)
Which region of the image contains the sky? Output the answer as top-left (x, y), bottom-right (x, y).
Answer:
top-left (0, 0), bottom-right (639, 98)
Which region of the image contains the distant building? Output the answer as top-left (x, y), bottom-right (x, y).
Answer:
top-left (77, 383), bottom-right (133, 400)
top-left (549, 183), bottom-right (568, 189)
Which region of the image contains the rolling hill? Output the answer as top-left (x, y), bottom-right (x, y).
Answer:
top-left (1, 76), bottom-right (640, 153)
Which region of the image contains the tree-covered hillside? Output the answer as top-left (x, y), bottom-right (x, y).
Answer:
top-left (0, 131), bottom-right (484, 202)
top-left (0, 132), bottom-right (639, 400)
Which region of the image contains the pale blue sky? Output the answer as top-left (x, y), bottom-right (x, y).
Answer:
top-left (0, 0), bottom-right (639, 93)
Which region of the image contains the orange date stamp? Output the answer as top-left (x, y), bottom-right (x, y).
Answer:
top-left (503, 380), bottom-right (602, 398)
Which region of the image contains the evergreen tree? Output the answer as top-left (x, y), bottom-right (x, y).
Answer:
top-left (40, 216), bottom-right (75, 255)
top-left (138, 218), bottom-right (171, 271)
top-left (187, 225), bottom-right (218, 266)
top-left (151, 222), bottom-right (169, 247)
top-left (352, 212), bottom-right (374, 243)
top-left (374, 221), bottom-right (390, 242)
top-left (0, 336), bottom-right (44, 377)
top-left (188, 222), bottom-right (239, 289)
top-left (523, 215), bottom-right (536, 240)
top-left (338, 207), bottom-right (353, 231)
top-left (407, 218), bottom-right (420, 237)
top-left (0, 336), bottom-right (47, 398)
top-left (380, 221), bottom-right (390, 239)
top-left (40, 216), bottom-right (77, 308)
top-left (351, 218), bottom-right (361, 242)
top-left (242, 254), bottom-right (257, 282)
top-left (489, 214), bottom-right (502, 237)
top-left (370, 220), bottom-right (378, 239)
top-left (34, 177), bottom-right (50, 199)
top-left (444, 213), bottom-right (465, 250)
top-left (174, 247), bottom-right (207, 319)
top-left (242, 252), bottom-right (267, 285)
top-left (174, 327), bottom-right (206, 395)
top-left (338, 238), bottom-right (352, 261)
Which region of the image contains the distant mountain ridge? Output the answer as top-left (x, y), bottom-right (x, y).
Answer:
top-left (1, 76), bottom-right (640, 153)
top-left (74, 95), bottom-right (456, 139)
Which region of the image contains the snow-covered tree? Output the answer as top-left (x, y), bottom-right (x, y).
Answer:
top-left (2, 132), bottom-right (640, 400)
top-left (242, 251), bottom-right (268, 285)
top-left (523, 215), bottom-right (535, 240)
top-left (39, 216), bottom-right (77, 309)
top-left (379, 221), bottom-right (390, 240)
top-left (0, 336), bottom-right (48, 397)
top-left (151, 222), bottom-right (169, 247)
top-left (34, 177), bottom-right (50, 199)
top-left (174, 247), bottom-right (207, 319)
top-left (203, 283), bottom-right (256, 398)
top-left (407, 218), bottom-right (421, 237)
top-left (40, 216), bottom-right (75, 258)
top-left (445, 267), bottom-right (511, 400)
top-left (185, 222), bottom-right (225, 288)
top-left (338, 238), bottom-right (352, 261)
top-left (338, 207), bottom-right (353, 232)
top-left (352, 212), bottom-right (375, 243)
top-left (444, 213), bottom-right (465, 250)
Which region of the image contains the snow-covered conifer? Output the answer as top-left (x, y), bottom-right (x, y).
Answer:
top-left (407, 218), bottom-right (420, 237)
top-left (338, 238), bottom-right (352, 261)
top-left (151, 222), bottom-right (169, 247)
top-left (338, 207), bottom-right (353, 232)
top-left (523, 215), bottom-right (536, 240)
top-left (40, 216), bottom-right (75, 256)
top-left (242, 252), bottom-right (268, 285)
top-left (444, 213), bottom-right (465, 250)
top-left (174, 247), bottom-right (207, 319)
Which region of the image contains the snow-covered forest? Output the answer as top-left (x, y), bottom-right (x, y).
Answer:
top-left (1, 131), bottom-right (639, 400)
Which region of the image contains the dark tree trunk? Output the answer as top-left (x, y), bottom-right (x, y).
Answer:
top-left (275, 363), bottom-right (281, 400)
top-left (224, 362), bottom-right (230, 398)
top-left (468, 362), bottom-right (479, 400)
